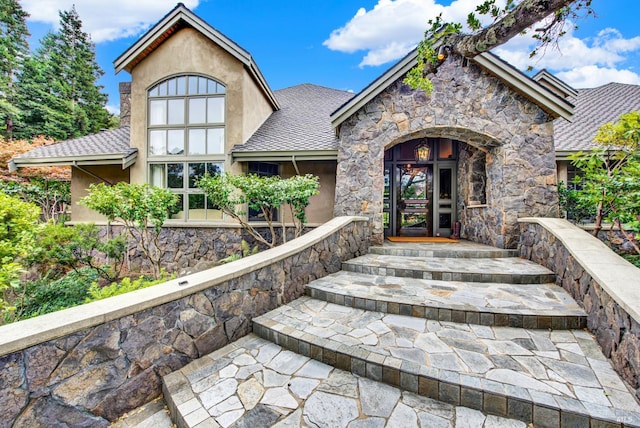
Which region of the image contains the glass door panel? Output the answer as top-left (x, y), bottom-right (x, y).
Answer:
top-left (397, 165), bottom-right (433, 236)
top-left (435, 167), bottom-right (455, 236)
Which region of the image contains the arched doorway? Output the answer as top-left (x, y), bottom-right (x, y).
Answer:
top-left (384, 138), bottom-right (457, 238)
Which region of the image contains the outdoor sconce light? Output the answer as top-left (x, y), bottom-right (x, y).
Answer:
top-left (415, 141), bottom-right (431, 162)
top-left (437, 45), bottom-right (448, 61)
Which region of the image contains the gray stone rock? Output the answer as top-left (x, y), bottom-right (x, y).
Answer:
top-left (237, 378), bottom-right (264, 410)
top-left (359, 377), bottom-right (400, 417)
top-left (387, 402), bottom-right (418, 427)
top-left (199, 378), bottom-right (238, 410)
top-left (303, 391), bottom-right (359, 428)
top-left (13, 396), bottom-right (109, 428)
top-left (317, 371), bottom-right (359, 398)
top-left (231, 404), bottom-right (281, 428)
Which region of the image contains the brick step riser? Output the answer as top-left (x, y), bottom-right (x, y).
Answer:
top-left (305, 286), bottom-right (587, 330)
top-left (252, 321), bottom-right (613, 428)
top-left (341, 263), bottom-right (556, 285)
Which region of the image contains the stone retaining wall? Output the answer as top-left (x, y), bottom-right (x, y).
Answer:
top-left (94, 224), bottom-right (311, 275)
top-left (0, 216), bottom-right (369, 427)
top-left (519, 218), bottom-right (640, 397)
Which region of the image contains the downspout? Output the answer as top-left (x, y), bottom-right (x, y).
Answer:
top-left (291, 155), bottom-right (300, 176)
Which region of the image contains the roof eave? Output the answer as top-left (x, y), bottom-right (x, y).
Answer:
top-left (231, 150), bottom-right (338, 162)
top-left (113, 5), bottom-right (279, 110)
top-left (331, 50), bottom-right (575, 129)
top-left (331, 50), bottom-right (418, 128)
top-left (472, 53), bottom-right (574, 122)
top-left (11, 152), bottom-right (138, 170)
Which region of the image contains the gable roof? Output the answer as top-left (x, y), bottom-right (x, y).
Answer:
top-left (533, 69), bottom-right (578, 100)
top-left (114, 3), bottom-right (279, 110)
top-left (331, 49), bottom-right (574, 128)
top-left (555, 82), bottom-right (640, 158)
top-left (9, 127), bottom-right (136, 171)
top-left (232, 84), bottom-right (354, 161)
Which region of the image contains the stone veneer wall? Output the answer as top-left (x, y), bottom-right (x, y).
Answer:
top-left (0, 216), bottom-right (369, 427)
top-left (519, 217), bottom-right (640, 397)
top-left (334, 54), bottom-right (559, 247)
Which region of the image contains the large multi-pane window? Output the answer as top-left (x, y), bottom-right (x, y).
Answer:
top-left (148, 75), bottom-right (225, 220)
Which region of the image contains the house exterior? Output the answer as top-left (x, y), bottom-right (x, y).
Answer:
top-left (12, 3), bottom-right (598, 261)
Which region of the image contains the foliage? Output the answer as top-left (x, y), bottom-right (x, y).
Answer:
top-left (13, 267), bottom-right (98, 321)
top-left (0, 135), bottom-right (71, 181)
top-left (80, 182), bottom-right (179, 279)
top-left (29, 222), bottom-right (126, 281)
top-left (86, 271), bottom-right (174, 301)
top-left (197, 173), bottom-right (319, 248)
top-left (0, 178), bottom-right (70, 222)
top-left (405, 0), bottom-right (594, 92)
top-left (220, 239), bottom-right (259, 264)
top-left (0, 191), bottom-right (39, 315)
top-left (0, 0), bottom-right (30, 139)
top-left (625, 254), bottom-right (640, 269)
top-left (568, 111), bottom-right (640, 254)
top-left (14, 6), bottom-right (111, 140)
top-left (558, 181), bottom-right (595, 224)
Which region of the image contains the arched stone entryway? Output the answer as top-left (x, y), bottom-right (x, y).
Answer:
top-left (333, 54), bottom-right (559, 247)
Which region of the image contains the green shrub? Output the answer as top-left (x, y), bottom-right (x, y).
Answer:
top-left (16, 267), bottom-right (99, 319)
top-left (86, 271), bottom-right (174, 301)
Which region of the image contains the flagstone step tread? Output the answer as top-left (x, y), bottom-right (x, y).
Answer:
top-left (343, 254), bottom-right (556, 284)
top-left (252, 297), bottom-right (640, 427)
top-left (163, 334), bottom-right (531, 428)
top-left (372, 241), bottom-right (520, 258)
top-left (305, 271), bottom-right (586, 329)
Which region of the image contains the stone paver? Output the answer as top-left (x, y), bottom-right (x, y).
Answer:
top-left (253, 296), bottom-right (640, 426)
top-left (306, 271), bottom-right (585, 328)
top-left (343, 254), bottom-right (556, 284)
top-left (370, 241), bottom-right (519, 258)
top-left (164, 334), bottom-right (529, 428)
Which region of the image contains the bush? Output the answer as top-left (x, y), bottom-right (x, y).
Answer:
top-left (15, 267), bottom-right (99, 320)
top-left (87, 271), bottom-right (174, 301)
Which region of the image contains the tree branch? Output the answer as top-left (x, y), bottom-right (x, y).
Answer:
top-left (449, 0), bottom-right (581, 58)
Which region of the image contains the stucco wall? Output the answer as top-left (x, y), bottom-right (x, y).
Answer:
top-left (280, 160), bottom-right (337, 224)
top-left (127, 27), bottom-right (273, 186)
top-left (334, 54), bottom-right (559, 247)
top-left (70, 166), bottom-right (130, 222)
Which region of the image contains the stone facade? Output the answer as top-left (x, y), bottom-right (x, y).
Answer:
top-left (0, 218), bottom-right (369, 427)
top-left (334, 54), bottom-right (559, 247)
top-left (520, 221), bottom-right (640, 397)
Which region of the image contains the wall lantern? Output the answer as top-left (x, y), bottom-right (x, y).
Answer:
top-left (415, 141), bottom-right (431, 162)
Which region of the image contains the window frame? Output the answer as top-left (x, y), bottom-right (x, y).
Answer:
top-left (147, 75), bottom-right (227, 221)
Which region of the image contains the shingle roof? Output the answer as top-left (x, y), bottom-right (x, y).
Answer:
top-left (10, 127), bottom-right (136, 169)
top-left (233, 84), bottom-right (354, 154)
top-left (555, 83), bottom-right (640, 152)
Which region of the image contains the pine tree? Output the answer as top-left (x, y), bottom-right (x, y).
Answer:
top-left (0, 0), bottom-right (30, 139)
top-left (15, 6), bottom-right (110, 140)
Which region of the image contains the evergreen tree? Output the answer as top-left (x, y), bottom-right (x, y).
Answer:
top-left (15, 6), bottom-right (110, 140)
top-left (0, 0), bottom-right (30, 139)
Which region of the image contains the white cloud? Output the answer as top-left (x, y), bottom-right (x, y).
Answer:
top-left (324, 0), bottom-right (504, 67)
top-left (106, 104), bottom-right (120, 116)
top-left (22, 0), bottom-right (200, 43)
top-left (493, 24), bottom-right (640, 87)
top-left (556, 66), bottom-right (640, 88)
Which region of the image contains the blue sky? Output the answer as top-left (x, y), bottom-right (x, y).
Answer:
top-left (21, 0), bottom-right (640, 115)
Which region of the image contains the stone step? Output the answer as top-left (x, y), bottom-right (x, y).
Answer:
top-left (252, 297), bottom-right (640, 427)
top-left (343, 254), bottom-right (556, 284)
top-left (305, 271), bottom-right (587, 329)
top-left (163, 334), bottom-right (531, 428)
top-left (371, 241), bottom-right (520, 258)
